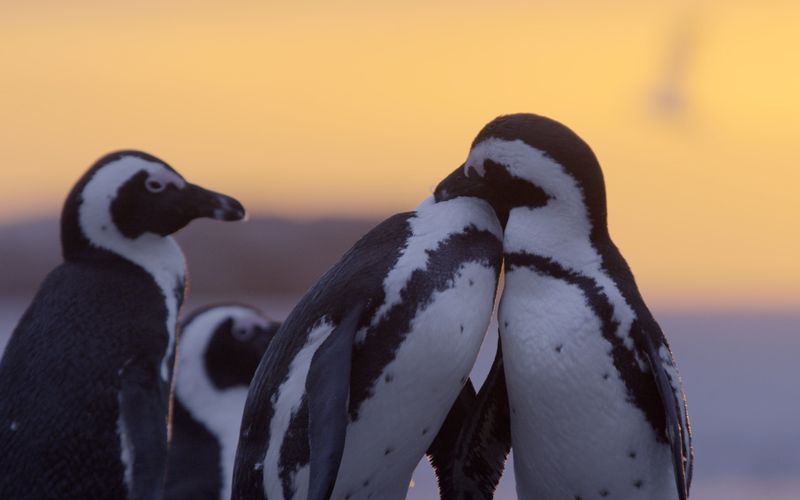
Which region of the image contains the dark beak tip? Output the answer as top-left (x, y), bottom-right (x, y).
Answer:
top-left (213, 196), bottom-right (247, 222)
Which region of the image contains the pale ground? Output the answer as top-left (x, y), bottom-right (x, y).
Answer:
top-left (1, 296), bottom-right (798, 499)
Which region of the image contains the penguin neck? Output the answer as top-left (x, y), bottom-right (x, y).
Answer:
top-left (504, 200), bottom-right (643, 355)
top-left (504, 196), bottom-right (609, 275)
top-left (175, 360), bottom-right (249, 439)
top-left (82, 227), bottom-right (186, 290)
top-left (61, 201), bottom-right (186, 383)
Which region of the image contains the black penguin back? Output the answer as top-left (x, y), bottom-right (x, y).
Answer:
top-left (0, 258), bottom-right (169, 499)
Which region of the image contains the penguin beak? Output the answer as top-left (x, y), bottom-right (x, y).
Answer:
top-left (434, 163), bottom-right (493, 203)
top-left (180, 183), bottom-right (247, 222)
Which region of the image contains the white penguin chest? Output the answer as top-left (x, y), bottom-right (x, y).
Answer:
top-left (499, 267), bottom-right (673, 500)
top-left (330, 261), bottom-right (498, 500)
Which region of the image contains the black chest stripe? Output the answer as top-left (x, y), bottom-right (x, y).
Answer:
top-left (349, 228), bottom-right (502, 420)
top-left (504, 251), bottom-right (666, 441)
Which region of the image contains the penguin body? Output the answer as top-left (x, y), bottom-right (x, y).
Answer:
top-left (435, 114), bottom-right (693, 500)
top-left (166, 304), bottom-right (280, 500)
top-left (233, 196), bottom-right (503, 500)
top-left (0, 151), bottom-right (245, 499)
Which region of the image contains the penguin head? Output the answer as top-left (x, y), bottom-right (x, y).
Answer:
top-left (434, 114), bottom-right (607, 237)
top-left (61, 150), bottom-right (246, 260)
top-left (178, 304), bottom-right (280, 391)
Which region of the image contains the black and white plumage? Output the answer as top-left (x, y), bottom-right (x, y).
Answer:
top-left (435, 114), bottom-right (693, 500)
top-left (0, 151), bottom-right (245, 500)
top-left (232, 195), bottom-right (504, 500)
top-left (166, 304), bottom-right (280, 500)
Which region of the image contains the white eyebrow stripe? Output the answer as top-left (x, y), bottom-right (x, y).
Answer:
top-left (147, 168), bottom-right (186, 189)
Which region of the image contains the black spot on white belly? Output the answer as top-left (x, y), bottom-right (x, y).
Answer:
top-left (555, 343), bottom-right (563, 353)
top-left (628, 450), bottom-right (637, 459)
top-left (384, 447), bottom-right (393, 455)
top-left (634, 479), bottom-right (643, 489)
top-left (384, 373), bottom-right (394, 383)
top-left (599, 488), bottom-right (609, 497)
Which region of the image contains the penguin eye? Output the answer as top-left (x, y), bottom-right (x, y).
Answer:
top-left (146, 179), bottom-right (165, 193)
top-left (232, 327), bottom-right (256, 342)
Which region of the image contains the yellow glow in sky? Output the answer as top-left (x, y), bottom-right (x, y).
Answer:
top-left (1, 1), bottom-right (798, 310)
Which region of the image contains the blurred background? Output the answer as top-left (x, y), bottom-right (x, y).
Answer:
top-left (1, 1), bottom-right (798, 498)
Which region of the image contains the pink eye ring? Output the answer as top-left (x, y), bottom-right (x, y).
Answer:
top-left (232, 326), bottom-right (256, 342)
top-left (146, 179), bottom-right (165, 193)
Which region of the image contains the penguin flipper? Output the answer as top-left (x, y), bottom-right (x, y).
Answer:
top-left (431, 336), bottom-right (511, 500)
top-left (305, 304), bottom-right (364, 500)
top-left (118, 355), bottom-right (169, 500)
top-left (637, 321), bottom-right (692, 500)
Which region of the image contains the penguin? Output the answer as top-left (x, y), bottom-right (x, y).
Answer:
top-left (232, 194), bottom-right (504, 500)
top-left (166, 304), bottom-right (281, 500)
top-left (434, 113), bottom-right (693, 500)
top-left (0, 151), bottom-right (245, 500)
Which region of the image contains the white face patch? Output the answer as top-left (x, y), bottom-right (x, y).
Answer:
top-left (464, 137), bottom-right (606, 273)
top-left (175, 305), bottom-right (267, 500)
top-left (80, 155), bottom-right (188, 381)
top-left (80, 155), bottom-right (186, 245)
top-left (466, 138), bottom-right (579, 194)
top-left (463, 158), bottom-right (487, 177)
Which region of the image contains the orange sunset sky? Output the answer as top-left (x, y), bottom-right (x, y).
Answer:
top-left (1, 1), bottom-right (798, 311)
